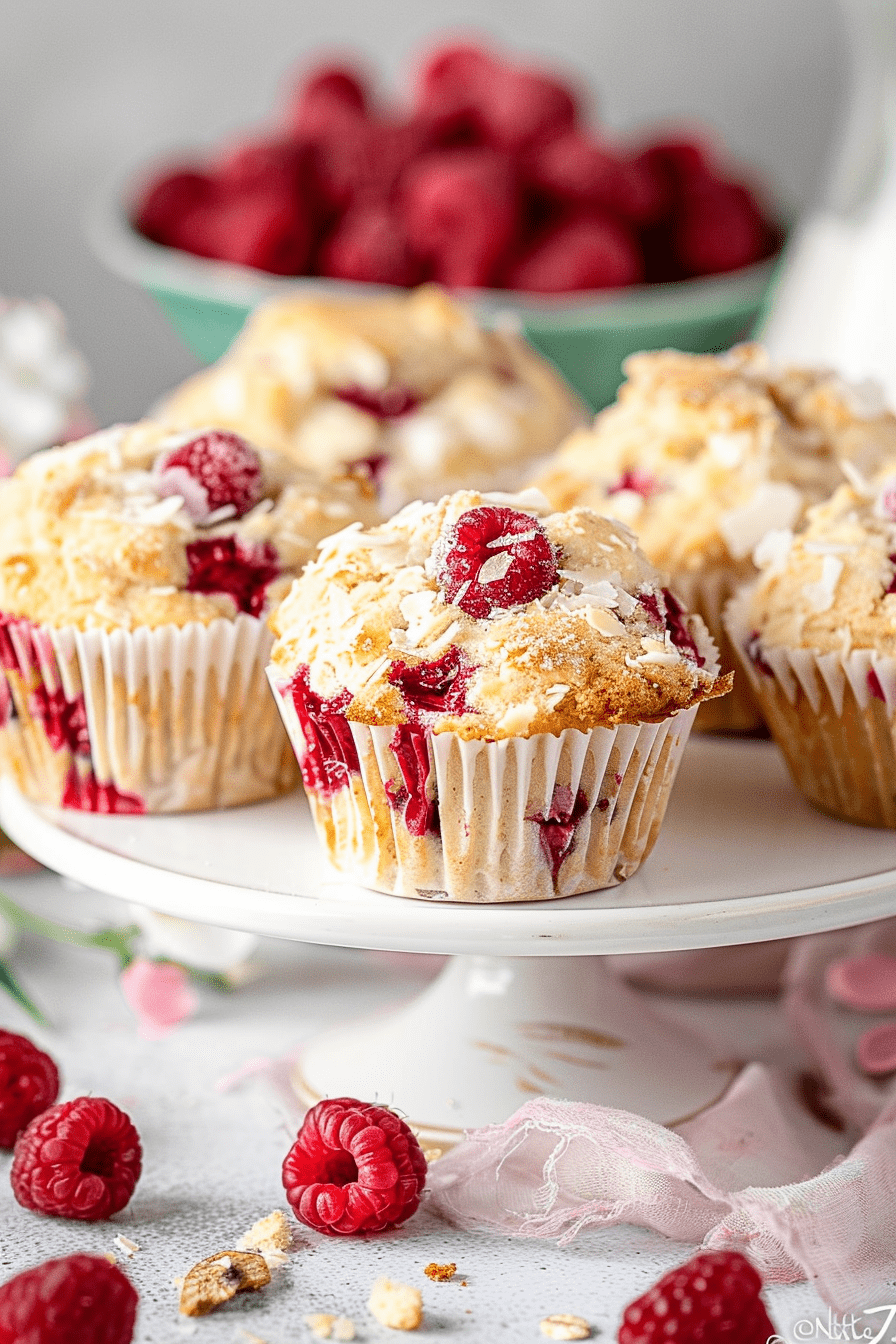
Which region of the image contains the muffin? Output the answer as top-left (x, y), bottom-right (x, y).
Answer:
top-left (267, 488), bottom-right (730, 902)
top-left (725, 462), bottom-right (896, 827)
top-left (0, 422), bottom-right (378, 812)
top-left (156, 285), bottom-right (584, 514)
top-left (534, 345), bottom-right (896, 732)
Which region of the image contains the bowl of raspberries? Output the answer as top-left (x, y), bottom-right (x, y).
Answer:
top-left (95, 38), bottom-right (784, 408)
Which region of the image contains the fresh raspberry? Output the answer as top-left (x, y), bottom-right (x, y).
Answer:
top-left (205, 186), bottom-right (313, 275)
top-left (282, 1097), bottom-right (426, 1235)
top-left (413, 42), bottom-right (496, 143)
top-left (320, 205), bottom-right (422, 286)
top-left (11, 1097), bottom-right (142, 1221)
top-left (0, 1031), bottom-right (59, 1149)
top-left (288, 63), bottom-right (370, 139)
top-left (618, 1250), bottom-right (777, 1344)
top-left (0, 1253), bottom-right (138, 1344)
top-left (401, 148), bottom-right (519, 288)
top-left (434, 506), bottom-right (559, 619)
top-left (507, 214), bottom-right (643, 293)
top-left (309, 113), bottom-right (428, 215)
top-left (154, 429), bottom-right (264, 523)
top-left (637, 138), bottom-right (713, 200)
top-left (308, 112), bottom-right (378, 212)
top-left (132, 168), bottom-right (214, 247)
top-left (674, 179), bottom-right (770, 277)
top-left (526, 131), bottom-right (626, 208)
top-left (213, 136), bottom-right (309, 196)
top-left (477, 62), bottom-right (579, 153)
top-left (526, 131), bottom-right (666, 226)
top-left (185, 536), bottom-right (281, 617)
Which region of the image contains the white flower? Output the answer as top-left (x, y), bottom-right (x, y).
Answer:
top-left (0, 299), bottom-right (90, 461)
top-left (128, 906), bottom-right (258, 973)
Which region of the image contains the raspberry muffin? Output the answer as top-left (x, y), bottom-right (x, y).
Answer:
top-left (156, 285), bottom-right (583, 514)
top-left (268, 488), bottom-right (730, 901)
top-left (725, 463), bottom-right (896, 827)
top-left (534, 346), bottom-right (896, 732)
top-left (0, 423), bottom-right (378, 812)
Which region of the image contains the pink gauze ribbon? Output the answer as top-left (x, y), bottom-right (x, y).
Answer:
top-left (427, 1068), bottom-right (896, 1312)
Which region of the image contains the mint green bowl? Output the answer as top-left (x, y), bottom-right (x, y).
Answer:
top-left (88, 179), bottom-right (780, 411)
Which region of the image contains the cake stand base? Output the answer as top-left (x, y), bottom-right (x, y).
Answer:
top-left (293, 954), bottom-right (736, 1145)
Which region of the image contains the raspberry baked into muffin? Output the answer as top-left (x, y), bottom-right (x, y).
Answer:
top-left (268, 488), bottom-right (730, 901)
top-left (534, 346), bottom-right (896, 732)
top-left (0, 422), bottom-right (378, 812)
top-left (156, 285), bottom-right (583, 513)
top-left (725, 463), bottom-right (896, 827)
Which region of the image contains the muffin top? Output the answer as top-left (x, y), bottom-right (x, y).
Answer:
top-left (740, 462), bottom-right (896, 657)
top-left (269, 488), bottom-right (730, 738)
top-left (0, 422), bottom-right (379, 631)
top-left (534, 345), bottom-right (896, 575)
top-left (156, 285), bottom-right (583, 514)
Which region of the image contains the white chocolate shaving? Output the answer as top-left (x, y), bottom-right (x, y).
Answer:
top-left (802, 554), bottom-right (844, 612)
top-left (719, 482), bottom-right (803, 560)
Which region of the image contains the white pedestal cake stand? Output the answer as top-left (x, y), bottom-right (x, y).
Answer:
top-left (2, 737), bottom-right (896, 1145)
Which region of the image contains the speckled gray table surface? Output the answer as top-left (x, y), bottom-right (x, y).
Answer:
top-left (0, 870), bottom-right (848, 1342)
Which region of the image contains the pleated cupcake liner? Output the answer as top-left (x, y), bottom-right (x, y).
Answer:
top-left (0, 612), bottom-right (298, 813)
top-left (673, 564), bottom-right (765, 735)
top-left (725, 588), bottom-right (896, 827)
top-left (270, 667), bottom-right (697, 902)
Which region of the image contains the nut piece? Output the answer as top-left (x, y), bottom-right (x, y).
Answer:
top-left (368, 1278), bottom-right (423, 1331)
top-left (540, 1314), bottom-right (592, 1340)
top-left (423, 1262), bottom-right (456, 1283)
top-left (305, 1315), bottom-right (356, 1340)
top-left (179, 1250), bottom-right (271, 1317)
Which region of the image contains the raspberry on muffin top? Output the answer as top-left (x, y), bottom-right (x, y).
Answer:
top-left (0, 422), bottom-right (379, 631)
top-left (739, 462), bottom-right (896, 658)
top-left (534, 345), bottom-right (896, 576)
top-left (269, 488), bottom-right (730, 738)
top-left (156, 285), bottom-right (584, 513)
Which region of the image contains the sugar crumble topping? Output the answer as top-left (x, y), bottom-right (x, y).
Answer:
top-left (742, 460), bottom-right (896, 656)
top-left (0, 421), bottom-right (379, 631)
top-left (270, 489), bottom-right (728, 736)
top-left (157, 286), bottom-right (583, 514)
top-left (535, 345), bottom-right (896, 576)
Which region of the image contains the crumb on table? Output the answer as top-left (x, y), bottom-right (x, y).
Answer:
top-left (368, 1277), bottom-right (424, 1331)
top-left (424, 1261), bottom-right (456, 1282)
top-left (540, 1313), bottom-right (592, 1340)
top-left (305, 1313), bottom-right (356, 1340)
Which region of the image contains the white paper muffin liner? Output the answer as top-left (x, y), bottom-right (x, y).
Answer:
top-left (725, 588), bottom-right (896, 827)
top-left (0, 613), bottom-right (298, 813)
top-left (673, 564), bottom-right (765, 734)
top-left (270, 667), bottom-right (697, 902)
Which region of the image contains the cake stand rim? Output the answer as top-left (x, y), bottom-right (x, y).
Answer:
top-left (2, 776), bottom-right (895, 956)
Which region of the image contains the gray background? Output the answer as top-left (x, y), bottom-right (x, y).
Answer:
top-left (1, 0), bottom-right (846, 425)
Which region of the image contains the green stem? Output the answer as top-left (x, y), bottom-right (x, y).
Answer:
top-left (0, 957), bottom-right (48, 1026)
top-left (0, 891), bottom-right (138, 969)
